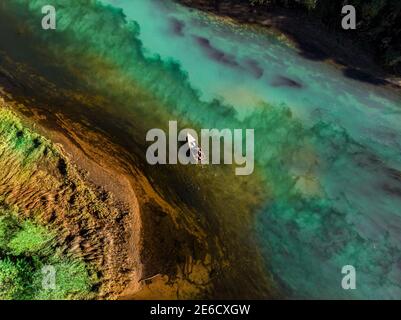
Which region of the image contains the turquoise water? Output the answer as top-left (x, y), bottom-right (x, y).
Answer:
top-left (99, 0), bottom-right (401, 299)
top-left (2, 0), bottom-right (401, 299)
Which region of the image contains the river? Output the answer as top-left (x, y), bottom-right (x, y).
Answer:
top-left (1, 0), bottom-right (401, 299)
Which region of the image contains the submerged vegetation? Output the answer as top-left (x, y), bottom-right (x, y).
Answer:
top-left (1, 0), bottom-right (401, 299)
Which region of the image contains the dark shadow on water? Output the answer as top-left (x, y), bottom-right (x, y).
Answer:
top-left (262, 9), bottom-right (395, 87)
top-left (343, 67), bottom-right (389, 86)
top-left (295, 40), bottom-right (329, 61)
top-left (178, 0), bottom-right (397, 88)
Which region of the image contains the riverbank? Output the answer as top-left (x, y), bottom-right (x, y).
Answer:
top-left (0, 95), bottom-right (216, 299)
top-left (0, 89), bottom-right (225, 299)
top-left (176, 0), bottom-right (401, 90)
top-left (0, 99), bottom-right (141, 298)
top-left (0, 0), bottom-right (281, 298)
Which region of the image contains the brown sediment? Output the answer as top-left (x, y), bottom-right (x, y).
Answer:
top-left (45, 115), bottom-right (217, 299)
top-left (0, 84), bottom-right (279, 299)
top-left (0, 94), bottom-right (228, 299)
top-left (0, 96), bottom-right (216, 299)
top-left (0, 12), bottom-right (281, 297)
top-left (0, 99), bottom-right (139, 298)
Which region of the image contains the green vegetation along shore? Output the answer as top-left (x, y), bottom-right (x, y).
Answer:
top-left (0, 102), bottom-right (138, 299)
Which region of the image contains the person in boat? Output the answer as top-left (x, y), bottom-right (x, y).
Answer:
top-left (186, 133), bottom-right (205, 164)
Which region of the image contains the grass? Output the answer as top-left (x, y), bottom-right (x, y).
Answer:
top-left (0, 106), bottom-right (125, 299)
top-left (0, 210), bottom-right (96, 300)
top-left (7, 220), bottom-right (54, 256)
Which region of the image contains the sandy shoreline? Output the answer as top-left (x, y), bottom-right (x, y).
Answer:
top-left (1, 0), bottom-right (400, 300)
top-left (0, 92), bottom-right (230, 299)
top-left (0, 97), bottom-right (146, 298)
top-left (0, 0), bottom-right (284, 298)
top-left (43, 121), bottom-right (145, 297)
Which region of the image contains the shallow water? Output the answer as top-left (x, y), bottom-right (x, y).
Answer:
top-left (98, 0), bottom-right (401, 299)
top-left (2, 0), bottom-right (401, 299)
